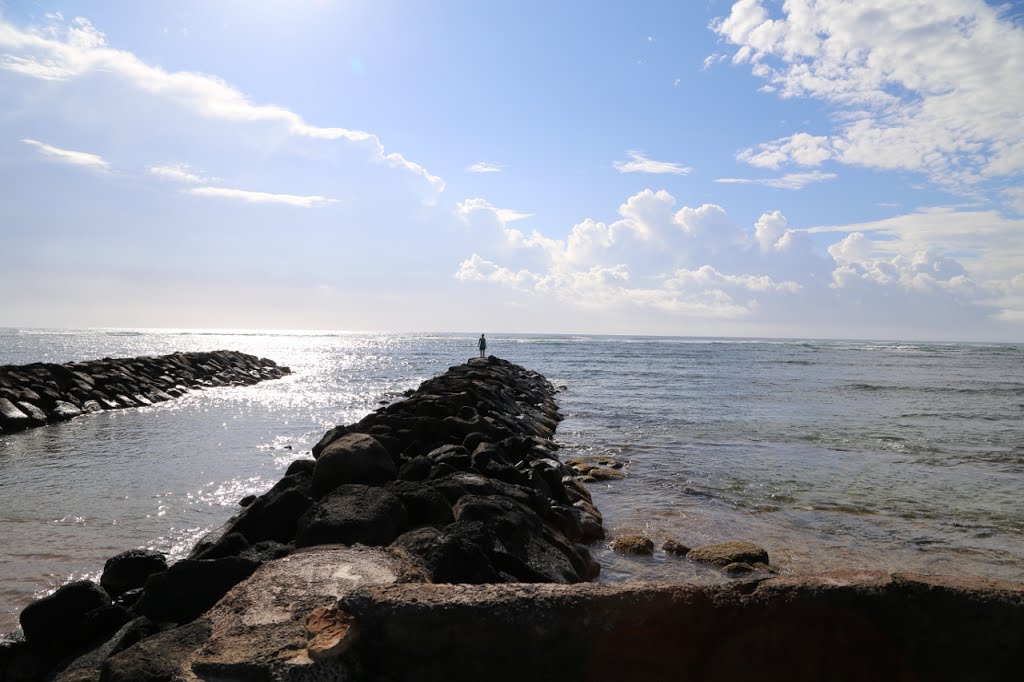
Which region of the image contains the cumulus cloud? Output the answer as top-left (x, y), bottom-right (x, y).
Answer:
top-left (614, 150), bottom-right (693, 175)
top-left (21, 138), bottom-right (109, 170)
top-left (185, 186), bottom-right (336, 208)
top-left (715, 170), bottom-right (837, 189)
top-left (712, 1), bottom-right (1024, 190)
top-left (454, 189), bottom-right (805, 319)
top-left (0, 14), bottom-right (444, 192)
top-left (467, 162), bottom-right (503, 173)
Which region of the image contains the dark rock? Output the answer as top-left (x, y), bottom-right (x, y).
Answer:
top-left (238, 494), bottom-right (257, 507)
top-left (398, 455), bottom-right (432, 481)
top-left (311, 425), bottom-right (350, 459)
top-left (238, 540), bottom-right (292, 563)
top-left (19, 580), bottom-right (123, 653)
top-left (193, 531), bottom-right (250, 560)
top-left (101, 549), bottom-right (168, 597)
top-left (285, 458), bottom-right (316, 477)
top-left (662, 539), bottom-right (691, 556)
top-left (223, 486), bottom-right (313, 545)
top-left (134, 557), bottom-right (259, 624)
top-left (386, 480), bottom-right (455, 527)
top-left (312, 433), bottom-right (398, 495)
top-left (391, 526), bottom-right (502, 584)
top-left (296, 484), bottom-right (408, 548)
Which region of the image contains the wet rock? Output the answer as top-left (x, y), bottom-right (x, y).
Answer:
top-left (15, 400), bottom-right (47, 426)
top-left (610, 535), bottom-right (655, 555)
top-left (312, 433), bottom-right (398, 495)
top-left (101, 549), bottom-right (168, 598)
top-left (223, 484), bottom-right (313, 545)
top-left (0, 397), bottom-right (31, 432)
top-left (662, 539), bottom-right (691, 556)
top-left (687, 541), bottom-right (770, 567)
top-left (296, 484), bottom-right (408, 548)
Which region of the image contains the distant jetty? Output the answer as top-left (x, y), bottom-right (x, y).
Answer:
top-left (2, 357), bottom-right (1022, 681)
top-left (0, 350), bottom-right (290, 434)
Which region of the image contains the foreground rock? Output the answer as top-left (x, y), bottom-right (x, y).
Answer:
top-left (0, 350), bottom-right (290, 434)
top-left (40, 570), bottom-right (1024, 681)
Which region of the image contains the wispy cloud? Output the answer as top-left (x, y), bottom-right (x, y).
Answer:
top-left (457, 198), bottom-right (532, 224)
top-left (614, 150), bottom-right (692, 175)
top-left (715, 171), bottom-right (837, 190)
top-left (467, 162), bottom-right (503, 174)
top-left (21, 138), bottom-right (110, 170)
top-left (0, 15), bottom-right (444, 192)
top-left (147, 163), bottom-right (209, 183)
top-left (185, 186), bottom-right (336, 208)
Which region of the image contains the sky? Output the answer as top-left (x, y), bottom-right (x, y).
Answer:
top-left (1, 0), bottom-right (1022, 341)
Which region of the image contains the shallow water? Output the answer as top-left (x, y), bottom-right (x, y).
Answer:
top-left (1, 328), bottom-right (1022, 631)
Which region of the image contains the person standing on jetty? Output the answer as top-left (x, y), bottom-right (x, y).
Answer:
top-left (478, 333), bottom-right (487, 358)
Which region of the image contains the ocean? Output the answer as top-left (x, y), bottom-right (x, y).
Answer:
top-left (1, 328), bottom-right (1022, 632)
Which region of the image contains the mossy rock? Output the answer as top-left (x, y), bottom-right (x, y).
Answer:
top-left (610, 535), bottom-right (654, 555)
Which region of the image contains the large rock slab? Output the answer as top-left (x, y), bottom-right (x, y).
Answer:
top-left (102, 546), bottom-right (414, 681)
top-left (339, 572), bottom-right (1024, 682)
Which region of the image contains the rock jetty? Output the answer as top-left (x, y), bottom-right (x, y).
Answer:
top-left (2, 356), bottom-right (604, 680)
top-left (0, 351), bottom-right (290, 434)
top-left (3, 357), bottom-right (1022, 681)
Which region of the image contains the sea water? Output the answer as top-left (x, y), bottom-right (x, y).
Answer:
top-left (1, 328), bottom-right (1022, 631)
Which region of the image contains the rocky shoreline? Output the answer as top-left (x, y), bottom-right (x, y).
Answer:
top-left (1, 356), bottom-right (1021, 681)
top-left (0, 351), bottom-right (290, 434)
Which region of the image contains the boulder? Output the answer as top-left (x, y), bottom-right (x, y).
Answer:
top-left (687, 540), bottom-right (769, 567)
top-left (133, 557), bottom-right (260, 624)
top-left (296, 484), bottom-right (408, 548)
top-left (391, 526), bottom-right (502, 584)
top-left (386, 481), bottom-right (455, 527)
top-left (49, 400), bottom-right (84, 421)
top-left (0, 397), bottom-right (30, 432)
top-left (19, 580), bottom-right (128, 653)
top-left (15, 401), bottom-right (47, 426)
top-left (101, 549), bottom-right (168, 597)
top-left (312, 433), bottom-right (398, 495)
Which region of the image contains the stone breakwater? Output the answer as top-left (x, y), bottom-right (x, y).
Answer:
top-left (1, 356), bottom-right (605, 681)
top-left (2, 357), bottom-right (1022, 681)
top-left (0, 351), bottom-right (290, 434)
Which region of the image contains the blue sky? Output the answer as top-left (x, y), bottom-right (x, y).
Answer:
top-left (1, 0), bottom-right (1022, 340)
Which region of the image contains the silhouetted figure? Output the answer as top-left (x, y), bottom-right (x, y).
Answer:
top-left (478, 334), bottom-right (487, 358)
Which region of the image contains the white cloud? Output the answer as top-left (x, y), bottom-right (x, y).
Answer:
top-left (737, 133), bottom-right (833, 169)
top-left (715, 170), bottom-right (837, 189)
top-left (712, 1), bottom-right (1024, 189)
top-left (614, 150), bottom-right (693, 175)
top-left (0, 14), bottom-right (444, 192)
top-left (467, 162), bottom-right (503, 173)
top-left (702, 53), bottom-right (727, 70)
top-left (21, 138), bottom-right (110, 170)
top-left (185, 186), bottom-right (336, 208)
top-left (456, 198), bottom-right (532, 225)
top-left (148, 163), bottom-right (209, 183)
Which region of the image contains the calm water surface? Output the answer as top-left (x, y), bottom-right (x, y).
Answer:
top-left (1, 328), bottom-right (1022, 631)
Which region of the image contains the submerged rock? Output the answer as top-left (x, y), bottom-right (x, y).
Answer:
top-left (687, 540), bottom-right (770, 567)
top-left (610, 535), bottom-right (655, 555)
